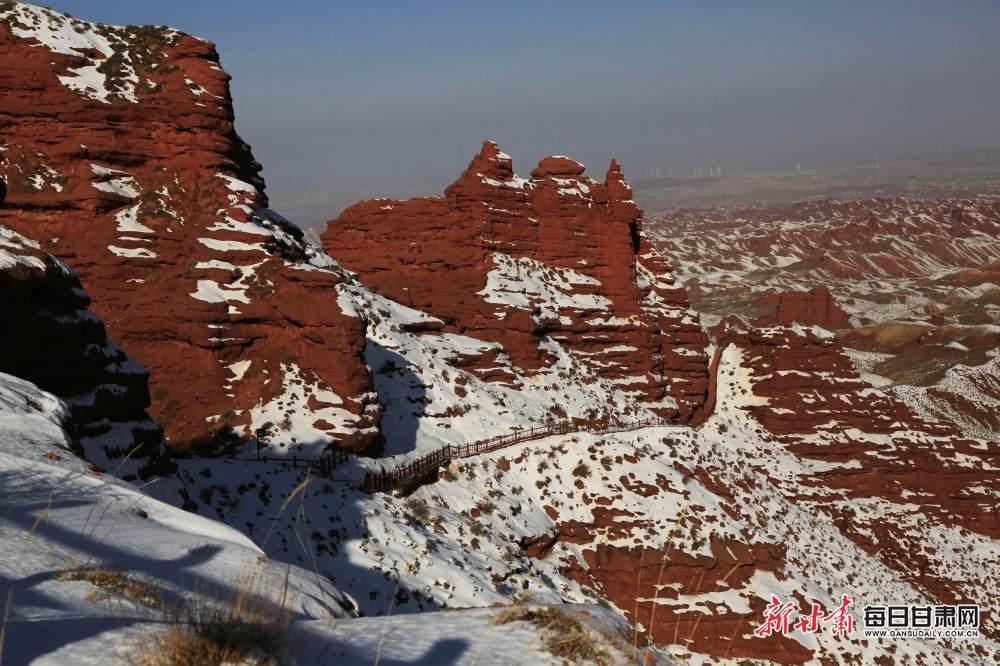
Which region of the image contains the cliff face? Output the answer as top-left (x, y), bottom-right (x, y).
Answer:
top-left (324, 141), bottom-right (710, 421)
top-left (0, 224), bottom-right (165, 475)
top-left (6, 6), bottom-right (1000, 666)
top-left (753, 285), bottom-right (851, 330)
top-left (0, 2), bottom-right (380, 452)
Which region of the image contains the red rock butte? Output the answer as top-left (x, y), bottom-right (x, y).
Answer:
top-left (324, 141), bottom-right (711, 421)
top-left (754, 284), bottom-right (852, 330)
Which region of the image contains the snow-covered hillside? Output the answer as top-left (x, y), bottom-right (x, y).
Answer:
top-left (0, 371), bottom-right (638, 665)
top-left (0, 370), bottom-right (341, 663)
top-left (142, 330), bottom-right (1000, 664)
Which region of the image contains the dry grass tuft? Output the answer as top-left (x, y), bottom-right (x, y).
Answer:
top-left (134, 605), bottom-right (288, 665)
top-left (496, 605), bottom-right (613, 666)
top-left (53, 565), bottom-right (165, 606)
top-left (128, 577), bottom-right (297, 666)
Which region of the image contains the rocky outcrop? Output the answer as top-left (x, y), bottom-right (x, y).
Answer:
top-left (324, 141), bottom-right (710, 421)
top-left (0, 3), bottom-right (380, 453)
top-left (754, 285), bottom-right (851, 330)
top-left (722, 326), bottom-right (930, 439)
top-left (0, 224), bottom-right (166, 475)
top-left (650, 196), bottom-right (1000, 441)
top-left (720, 326), bottom-right (1000, 617)
top-left (561, 537), bottom-right (810, 662)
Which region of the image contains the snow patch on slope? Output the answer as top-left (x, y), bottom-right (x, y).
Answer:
top-left (1, 3), bottom-right (143, 103)
top-left (479, 253), bottom-right (611, 322)
top-left (0, 371), bottom-right (356, 663)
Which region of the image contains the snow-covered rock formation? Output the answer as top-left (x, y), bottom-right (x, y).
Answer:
top-left (0, 1), bottom-right (380, 453)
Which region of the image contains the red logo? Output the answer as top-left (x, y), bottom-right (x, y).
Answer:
top-left (755, 594), bottom-right (855, 638)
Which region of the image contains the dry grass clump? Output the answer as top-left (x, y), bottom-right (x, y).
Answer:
top-left (129, 580), bottom-right (297, 666)
top-left (496, 605), bottom-right (613, 666)
top-left (53, 565), bottom-right (165, 606)
top-left (53, 564), bottom-right (299, 664)
top-left (403, 496), bottom-right (431, 525)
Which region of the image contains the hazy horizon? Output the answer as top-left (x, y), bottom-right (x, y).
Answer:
top-left (33, 1), bottom-right (1000, 195)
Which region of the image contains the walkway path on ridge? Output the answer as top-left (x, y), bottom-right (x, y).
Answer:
top-left (359, 416), bottom-right (666, 493)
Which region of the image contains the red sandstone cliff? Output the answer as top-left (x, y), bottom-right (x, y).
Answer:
top-left (0, 3), bottom-right (380, 453)
top-left (323, 141), bottom-right (711, 421)
top-left (0, 223), bottom-right (168, 477)
top-left (754, 284), bottom-right (851, 330)
top-left (650, 196), bottom-right (1000, 441)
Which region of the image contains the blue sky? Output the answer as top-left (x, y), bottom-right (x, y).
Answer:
top-left (35, 1), bottom-right (1000, 193)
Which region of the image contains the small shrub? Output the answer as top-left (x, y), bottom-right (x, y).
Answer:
top-left (376, 359), bottom-right (398, 375)
top-left (404, 497), bottom-right (431, 525)
top-left (572, 462), bottom-right (591, 479)
top-left (257, 481), bottom-right (271, 506)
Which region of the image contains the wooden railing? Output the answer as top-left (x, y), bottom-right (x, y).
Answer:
top-left (360, 416), bottom-right (664, 493)
top-left (250, 417), bottom-right (664, 491)
top-left (256, 448), bottom-right (351, 477)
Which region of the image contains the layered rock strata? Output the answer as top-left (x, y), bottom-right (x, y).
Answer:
top-left (0, 3), bottom-right (380, 452)
top-left (324, 141), bottom-right (710, 421)
top-left (722, 325), bottom-right (1000, 620)
top-left (650, 196), bottom-right (1000, 441)
top-left (753, 285), bottom-right (851, 330)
